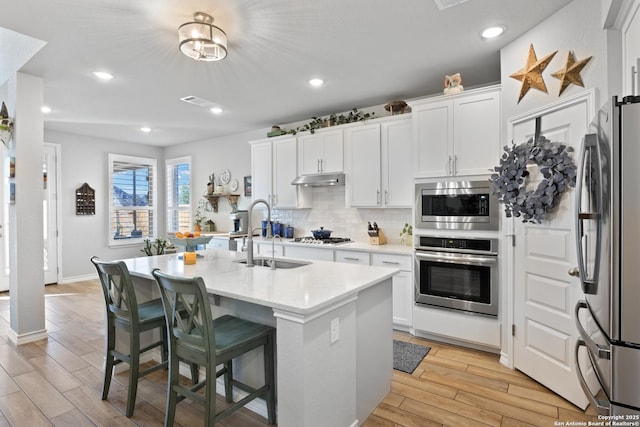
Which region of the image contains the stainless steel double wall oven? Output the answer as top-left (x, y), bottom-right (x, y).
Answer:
top-left (414, 181), bottom-right (500, 317)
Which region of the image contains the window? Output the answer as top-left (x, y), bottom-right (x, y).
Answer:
top-left (109, 154), bottom-right (157, 246)
top-left (166, 156), bottom-right (191, 232)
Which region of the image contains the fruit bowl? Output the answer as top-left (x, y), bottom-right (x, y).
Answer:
top-left (168, 236), bottom-right (213, 253)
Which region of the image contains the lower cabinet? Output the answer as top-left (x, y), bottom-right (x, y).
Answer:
top-left (253, 242), bottom-right (413, 329)
top-left (284, 246), bottom-right (333, 261)
top-left (335, 250), bottom-right (370, 265)
top-left (206, 237), bottom-right (230, 251)
top-left (371, 253), bottom-right (413, 329)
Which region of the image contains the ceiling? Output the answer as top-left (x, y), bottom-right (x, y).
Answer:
top-left (0, 0), bottom-right (571, 147)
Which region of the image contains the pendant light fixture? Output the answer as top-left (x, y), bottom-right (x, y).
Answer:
top-left (178, 12), bottom-right (227, 62)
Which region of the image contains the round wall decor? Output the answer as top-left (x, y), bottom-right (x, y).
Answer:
top-left (489, 136), bottom-right (577, 223)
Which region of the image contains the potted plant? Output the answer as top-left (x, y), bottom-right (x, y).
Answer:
top-left (400, 223), bottom-right (413, 246)
top-left (194, 205), bottom-right (205, 232)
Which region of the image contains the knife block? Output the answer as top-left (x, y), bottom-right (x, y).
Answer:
top-left (369, 229), bottom-right (387, 245)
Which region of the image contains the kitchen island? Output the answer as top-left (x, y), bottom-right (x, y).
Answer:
top-left (122, 249), bottom-right (397, 427)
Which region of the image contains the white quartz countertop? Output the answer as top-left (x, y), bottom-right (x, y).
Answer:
top-left (122, 249), bottom-right (398, 316)
top-left (251, 238), bottom-right (414, 255)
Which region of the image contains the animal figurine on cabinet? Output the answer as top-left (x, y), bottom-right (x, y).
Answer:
top-left (444, 73), bottom-right (464, 94)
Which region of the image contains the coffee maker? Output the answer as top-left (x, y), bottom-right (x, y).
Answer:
top-left (229, 210), bottom-right (248, 235)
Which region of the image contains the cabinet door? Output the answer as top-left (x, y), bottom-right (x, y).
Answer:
top-left (345, 123), bottom-right (381, 207)
top-left (413, 99), bottom-right (452, 178)
top-left (320, 129), bottom-right (344, 173)
top-left (272, 137), bottom-right (298, 208)
top-left (298, 129), bottom-right (344, 175)
top-left (382, 118), bottom-right (413, 207)
top-left (250, 141), bottom-right (272, 202)
top-left (298, 133), bottom-right (325, 175)
top-left (335, 250), bottom-right (370, 265)
top-left (284, 246), bottom-right (333, 261)
top-left (452, 89), bottom-right (500, 176)
top-left (391, 271), bottom-right (413, 327)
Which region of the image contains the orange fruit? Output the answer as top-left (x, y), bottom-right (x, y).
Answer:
top-left (175, 231), bottom-right (184, 238)
top-left (194, 231), bottom-right (201, 237)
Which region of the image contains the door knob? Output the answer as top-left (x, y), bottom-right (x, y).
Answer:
top-left (568, 267), bottom-right (580, 277)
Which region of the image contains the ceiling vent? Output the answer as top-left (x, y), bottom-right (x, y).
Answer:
top-left (433, 0), bottom-right (470, 11)
top-left (180, 95), bottom-right (215, 108)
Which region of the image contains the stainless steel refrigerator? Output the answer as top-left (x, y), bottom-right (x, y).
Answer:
top-left (575, 95), bottom-right (640, 416)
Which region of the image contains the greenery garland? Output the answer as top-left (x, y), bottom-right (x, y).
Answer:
top-left (489, 136), bottom-right (577, 223)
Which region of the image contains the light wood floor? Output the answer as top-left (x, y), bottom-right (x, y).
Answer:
top-left (0, 281), bottom-right (597, 426)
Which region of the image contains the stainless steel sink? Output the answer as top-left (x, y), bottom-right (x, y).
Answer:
top-left (234, 257), bottom-right (310, 269)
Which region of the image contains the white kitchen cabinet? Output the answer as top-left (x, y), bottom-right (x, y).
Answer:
top-left (345, 116), bottom-right (413, 208)
top-left (344, 123), bottom-right (381, 207)
top-left (372, 253), bottom-right (413, 328)
top-left (335, 250), bottom-right (370, 265)
top-left (410, 85), bottom-right (500, 178)
top-left (206, 237), bottom-right (229, 251)
top-left (381, 117), bottom-right (413, 207)
top-left (255, 242), bottom-right (284, 257)
top-left (249, 136), bottom-right (310, 208)
top-left (284, 246), bottom-right (334, 261)
top-left (297, 129), bottom-right (344, 175)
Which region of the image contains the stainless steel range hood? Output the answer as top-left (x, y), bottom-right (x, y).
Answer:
top-left (291, 173), bottom-right (345, 187)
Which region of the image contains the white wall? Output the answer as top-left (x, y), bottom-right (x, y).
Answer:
top-left (45, 130), bottom-right (164, 280)
top-left (500, 0), bottom-right (612, 124)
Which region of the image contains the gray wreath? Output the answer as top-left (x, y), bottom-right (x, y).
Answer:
top-left (489, 136), bottom-right (577, 223)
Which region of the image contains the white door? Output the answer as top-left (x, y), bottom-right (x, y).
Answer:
top-left (511, 93), bottom-right (592, 409)
top-left (0, 144), bottom-right (9, 291)
top-left (43, 144), bottom-right (59, 284)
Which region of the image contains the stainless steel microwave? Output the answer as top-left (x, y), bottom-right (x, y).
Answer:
top-left (415, 181), bottom-right (499, 230)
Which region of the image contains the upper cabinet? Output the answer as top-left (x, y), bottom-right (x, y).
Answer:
top-left (344, 116), bottom-right (413, 208)
top-left (410, 85), bottom-right (500, 178)
top-left (249, 136), bottom-right (310, 209)
top-left (298, 129), bottom-right (344, 175)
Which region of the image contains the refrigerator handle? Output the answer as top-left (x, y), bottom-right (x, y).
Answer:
top-left (575, 340), bottom-right (611, 415)
top-left (575, 134), bottom-right (602, 295)
top-left (575, 300), bottom-right (611, 360)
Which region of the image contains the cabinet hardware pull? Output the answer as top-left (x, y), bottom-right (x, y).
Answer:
top-left (385, 190), bottom-right (388, 204)
top-left (344, 257), bottom-right (360, 261)
top-left (382, 261), bottom-right (400, 265)
top-left (377, 190), bottom-right (380, 204)
top-left (454, 155), bottom-right (458, 175)
top-left (317, 159), bottom-right (321, 173)
top-left (448, 156), bottom-right (452, 175)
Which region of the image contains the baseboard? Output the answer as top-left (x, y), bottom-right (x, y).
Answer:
top-left (59, 273), bottom-right (97, 284)
top-left (8, 328), bottom-right (48, 345)
top-left (413, 329), bottom-right (501, 354)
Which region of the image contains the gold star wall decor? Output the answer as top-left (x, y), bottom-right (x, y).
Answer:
top-left (551, 51), bottom-right (592, 96)
top-left (510, 44), bottom-right (558, 103)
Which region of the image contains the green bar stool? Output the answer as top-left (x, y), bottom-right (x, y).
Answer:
top-left (151, 268), bottom-right (277, 426)
top-left (91, 256), bottom-right (170, 417)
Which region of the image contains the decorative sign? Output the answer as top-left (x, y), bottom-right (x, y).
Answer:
top-left (75, 183), bottom-right (95, 215)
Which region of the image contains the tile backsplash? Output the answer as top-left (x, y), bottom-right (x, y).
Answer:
top-left (270, 186), bottom-right (412, 244)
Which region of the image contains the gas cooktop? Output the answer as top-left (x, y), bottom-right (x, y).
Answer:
top-left (293, 237), bottom-right (352, 245)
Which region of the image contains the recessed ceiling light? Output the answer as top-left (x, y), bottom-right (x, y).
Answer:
top-left (210, 107), bottom-right (223, 114)
top-left (41, 106), bottom-right (52, 114)
top-left (481, 26), bottom-right (505, 39)
top-left (140, 127), bottom-right (151, 133)
top-left (92, 71), bottom-right (114, 80)
top-left (309, 78), bottom-right (324, 87)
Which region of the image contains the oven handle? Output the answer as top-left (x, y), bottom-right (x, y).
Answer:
top-left (415, 250), bottom-right (497, 264)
